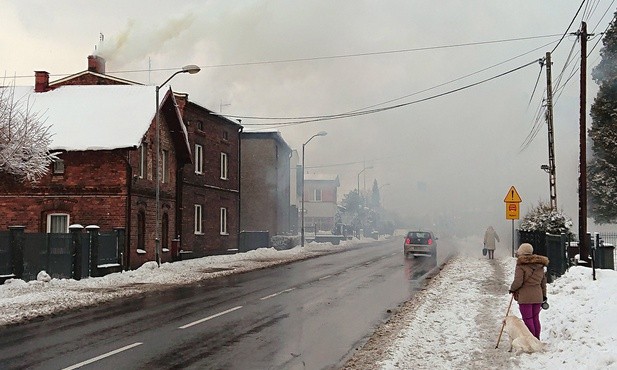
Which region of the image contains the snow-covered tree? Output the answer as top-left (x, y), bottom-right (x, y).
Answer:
top-left (0, 81), bottom-right (54, 182)
top-left (519, 201), bottom-right (573, 236)
top-left (588, 11), bottom-right (617, 223)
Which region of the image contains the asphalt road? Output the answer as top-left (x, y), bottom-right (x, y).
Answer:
top-left (0, 237), bottom-right (441, 370)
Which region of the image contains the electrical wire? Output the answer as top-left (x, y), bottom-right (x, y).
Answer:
top-left (527, 59), bottom-right (545, 109)
top-left (6, 33), bottom-right (563, 80)
top-left (551, 0), bottom-right (587, 53)
top-left (241, 59), bottom-right (541, 128)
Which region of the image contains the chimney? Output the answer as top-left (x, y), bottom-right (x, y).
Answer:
top-left (87, 55), bottom-right (106, 74)
top-left (34, 71), bottom-right (49, 92)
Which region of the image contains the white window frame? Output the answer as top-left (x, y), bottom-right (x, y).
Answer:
top-left (220, 152), bottom-right (228, 180)
top-left (47, 213), bottom-right (70, 233)
top-left (139, 143), bottom-right (147, 179)
top-left (195, 144), bottom-right (203, 174)
top-left (314, 189), bottom-right (322, 202)
top-left (194, 204), bottom-right (203, 234)
top-left (161, 149), bottom-right (169, 183)
top-left (220, 207), bottom-right (228, 235)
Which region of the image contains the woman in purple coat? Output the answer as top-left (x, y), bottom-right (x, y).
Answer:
top-left (509, 243), bottom-right (549, 340)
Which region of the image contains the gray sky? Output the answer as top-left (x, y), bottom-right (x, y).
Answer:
top-left (2, 0), bottom-right (615, 237)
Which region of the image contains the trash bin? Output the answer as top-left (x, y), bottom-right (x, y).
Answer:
top-left (595, 245), bottom-right (615, 269)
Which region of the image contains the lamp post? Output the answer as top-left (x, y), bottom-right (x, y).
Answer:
top-left (356, 166), bottom-right (374, 197)
top-left (301, 131), bottom-right (327, 248)
top-left (155, 64), bottom-right (200, 267)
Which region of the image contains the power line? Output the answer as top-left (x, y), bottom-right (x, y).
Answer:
top-left (551, 0), bottom-right (587, 53)
top-left (7, 33), bottom-right (562, 80)
top-left (241, 59), bottom-right (542, 128)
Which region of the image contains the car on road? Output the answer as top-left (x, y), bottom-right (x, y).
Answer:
top-left (404, 231), bottom-right (437, 259)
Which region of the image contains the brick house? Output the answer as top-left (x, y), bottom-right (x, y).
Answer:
top-left (302, 174), bottom-right (340, 232)
top-left (240, 131), bottom-right (292, 236)
top-left (179, 101), bottom-right (242, 257)
top-left (0, 55), bottom-right (242, 268)
top-left (0, 84), bottom-right (190, 269)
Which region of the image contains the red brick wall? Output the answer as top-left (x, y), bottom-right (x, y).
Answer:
top-left (127, 116), bottom-right (180, 267)
top-left (180, 104), bottom-right (240, 255)
top-left (0, 150), bottom-right (129, 232)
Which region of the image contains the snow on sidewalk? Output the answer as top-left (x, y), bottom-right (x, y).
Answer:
top-left (347, 255), bottom-right (617, 370)
top-left (376, 256), bottom-right (514, 369)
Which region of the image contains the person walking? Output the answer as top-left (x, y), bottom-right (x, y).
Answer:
top-left (508, 243), bottom-right (549, 340)
top-left (483, 226), bottom-right (500, 259)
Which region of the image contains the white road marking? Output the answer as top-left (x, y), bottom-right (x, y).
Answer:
top-left (259, 288), bottom-right (296, 300)
top-left (179, 306), bottom-right (243, 329)
top-left (62, 342), bottom-right (143, 370)
top-left (319, 274), bottom-right (332, 280)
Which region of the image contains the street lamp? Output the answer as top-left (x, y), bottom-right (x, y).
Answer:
top-left (155, 64), bottom-right (200, 266)
top-left (301, 131), bottom-right (327, 248)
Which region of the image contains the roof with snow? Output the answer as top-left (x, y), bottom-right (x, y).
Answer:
top-left (305, 174), bottom-right (340, 184)
top-left (11, 85), bottom-right (184, 152)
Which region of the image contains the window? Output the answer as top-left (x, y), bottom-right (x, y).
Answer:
top-left (162, 149), bottom-right (169, 183)
top-left (52, 158), bottom-right (65, 174)
top-left (220, 152), bottom-right (228, 180)
top-left (220, 207), bottom-right (228, 235)
top-left (47, 213), bottom-right (69, 233)
top-left (139, 143), bottom-right (147, 179)
top-left (137, 210), bottom-right (145, 250)
top-left (222, 130), bottom-right (229, 140)
top-left (195, 144), bottom-right (203, 174)
top-left (196, 120), bottom-right (204, 131)
top-left (194, 204), bottom-right (203, 234)
top-left (314, 189), bottom-right (322, 202)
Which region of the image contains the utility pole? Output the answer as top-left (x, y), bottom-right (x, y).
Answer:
top-left (545, 52), bottom-right (557, 210)
top-left (578, 22), bottom-right (590, 263)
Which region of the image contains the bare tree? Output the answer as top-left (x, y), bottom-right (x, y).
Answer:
top-left (0, 79), bottom-right (55, 182)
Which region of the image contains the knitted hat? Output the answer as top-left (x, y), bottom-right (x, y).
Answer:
top-left (517, 243), bottom-right (533, 255)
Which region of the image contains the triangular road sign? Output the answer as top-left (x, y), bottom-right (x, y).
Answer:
top-left (504, 186), bottom-right (522, 203)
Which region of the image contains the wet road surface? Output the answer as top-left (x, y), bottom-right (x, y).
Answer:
top-left (0, 237), bottom-right (442, 370)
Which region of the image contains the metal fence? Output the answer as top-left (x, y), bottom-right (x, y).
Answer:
top-left (0, 227), bottom-right (124, 283)
top-left (517, 230), bottom-right (568, 282)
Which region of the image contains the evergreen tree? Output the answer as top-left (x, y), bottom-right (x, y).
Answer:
top-left (588, 12), bottom-right (617, 223)
top-left (370, 179), bottom-right (380, 209)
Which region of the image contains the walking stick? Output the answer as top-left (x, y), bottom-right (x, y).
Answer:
top-left (495, 293), bottom-right (514, 349)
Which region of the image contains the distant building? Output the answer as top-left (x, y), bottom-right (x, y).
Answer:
top-left (240, 132), bottom-right (292, 236)
top-left (303, 174), bottom-right (340, 232)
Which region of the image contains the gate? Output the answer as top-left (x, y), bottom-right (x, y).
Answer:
top-left (22, 233), bottom-right (73, 281)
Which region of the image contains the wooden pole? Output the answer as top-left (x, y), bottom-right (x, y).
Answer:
top-left (496, 294), bottom-right (515, 349)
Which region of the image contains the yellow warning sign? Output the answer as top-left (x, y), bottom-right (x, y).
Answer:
top-left (503, 186), bottom-right (522, 203)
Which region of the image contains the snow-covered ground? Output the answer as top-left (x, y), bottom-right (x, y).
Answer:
top-left (1, 236), bottom-right (616, 369)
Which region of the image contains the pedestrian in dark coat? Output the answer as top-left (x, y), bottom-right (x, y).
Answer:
top-left (483, 226), bottom-right (500, 259)
top-left (509, 243), bottom-right (549, 340)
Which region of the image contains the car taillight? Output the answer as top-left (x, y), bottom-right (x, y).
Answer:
top-left (405, 238), bottom-right (411, 244)
top-left (427, 239), bottom-right (433, 245)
